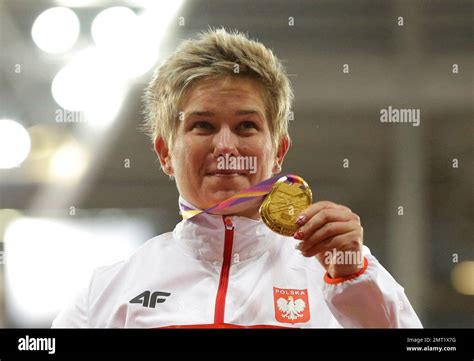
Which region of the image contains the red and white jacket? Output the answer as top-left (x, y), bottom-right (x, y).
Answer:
top-left (52, 199), bottom-right (422, 328)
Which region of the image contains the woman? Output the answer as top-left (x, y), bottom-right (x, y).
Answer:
top-left (53, 28), bottom-right (422, 328)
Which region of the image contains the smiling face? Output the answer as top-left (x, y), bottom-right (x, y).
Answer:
top-left (155, 75), bottom-right (289, 217)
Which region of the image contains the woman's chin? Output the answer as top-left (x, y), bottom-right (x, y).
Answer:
top-left (208, 189), bottom-right (242, 203)
top-left (194, 175), bottom-right (258, 207)
top-left (198, 188), bottom-right (245, 208)
top-left (204, 174), bottom-right (250, 190)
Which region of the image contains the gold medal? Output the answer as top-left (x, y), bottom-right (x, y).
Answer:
top-left (259, 175), bottom-right (312, 236)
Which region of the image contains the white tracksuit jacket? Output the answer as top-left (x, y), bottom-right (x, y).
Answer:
top-left (52, 202), bottom-right (423, 328)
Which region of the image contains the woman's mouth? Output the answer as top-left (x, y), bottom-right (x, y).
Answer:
top-left (207, 170), bottom-right (248, 177)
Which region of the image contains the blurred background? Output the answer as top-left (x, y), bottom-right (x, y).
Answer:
top-left (0, 0), bottom-right (472, 328)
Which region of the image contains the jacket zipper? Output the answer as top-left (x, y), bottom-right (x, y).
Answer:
top-left (214, 216), bottom-right (234, 324)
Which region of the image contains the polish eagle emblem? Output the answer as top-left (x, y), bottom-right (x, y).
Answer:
top-left (273, 287), bottom-right (311, 324)
top-left (276, 296), bottom-right (306, 320)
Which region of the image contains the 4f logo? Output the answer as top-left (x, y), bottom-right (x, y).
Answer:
top-left (130, 291), bottom-right (171, 308)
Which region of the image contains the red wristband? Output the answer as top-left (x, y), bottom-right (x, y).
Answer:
top-left (324, 257), bottom-right (369, 285)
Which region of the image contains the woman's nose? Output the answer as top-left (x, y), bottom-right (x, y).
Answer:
top-left (212, 126), bottom-right (239, 157)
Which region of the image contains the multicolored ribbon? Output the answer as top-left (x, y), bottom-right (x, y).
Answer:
top-left (179, 173), bottom-right (303, 220)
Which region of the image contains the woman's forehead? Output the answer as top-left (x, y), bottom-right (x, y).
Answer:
top-left (182, 76), bottom-right (267, 111)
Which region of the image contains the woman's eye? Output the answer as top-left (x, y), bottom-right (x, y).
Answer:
top-left (192, 121), bottom-right (214, 130)
top-left (238, 121), bottom-right (258, 130)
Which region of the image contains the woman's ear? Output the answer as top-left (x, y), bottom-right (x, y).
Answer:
top-left (154, 136), bottom-right (174, 175)
top-left (272, 135), bottom-right (290, 174)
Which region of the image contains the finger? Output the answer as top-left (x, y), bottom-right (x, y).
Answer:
top-left (295, 208), bottom-right (355, 240)
top-left (299, 220), bottom-right (360, 253)
top-left (295, 201), bottom-right (351, 226)
top-left (302, 229), bottom-right (362, 258)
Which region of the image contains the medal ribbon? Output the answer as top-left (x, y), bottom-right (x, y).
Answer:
top-left (179, 173), bottom-right (303, 220)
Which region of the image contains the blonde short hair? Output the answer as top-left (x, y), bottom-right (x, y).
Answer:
top-left (143, 28), bottom-right (293, 149)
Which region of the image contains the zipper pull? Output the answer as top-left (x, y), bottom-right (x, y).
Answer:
top-left (223, 216), bottom-right (234, 230)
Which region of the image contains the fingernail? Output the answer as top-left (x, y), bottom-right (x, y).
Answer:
top-left (294, 230), bottom-right (304, 240)
top-left (295, 242), bottom-right (303, 250)
top-left (295, 215), bottom-right (307, 226)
